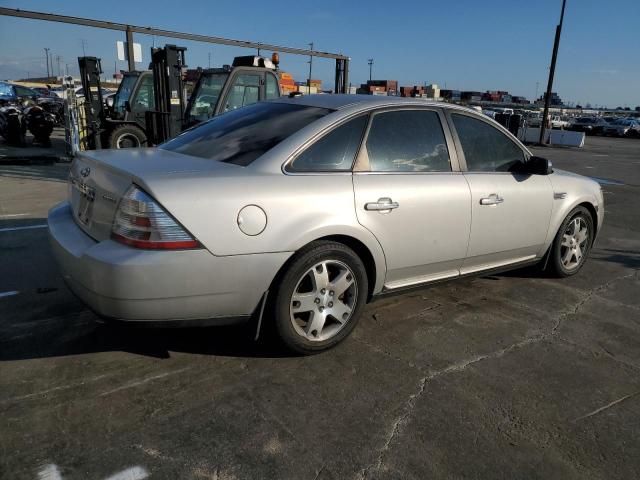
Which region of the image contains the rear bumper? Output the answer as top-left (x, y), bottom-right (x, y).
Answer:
top-left (48, 202), bottom-right (291, 322)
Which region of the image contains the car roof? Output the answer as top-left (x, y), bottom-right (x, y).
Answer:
top-left (272, 93), bottom-right (458, 111)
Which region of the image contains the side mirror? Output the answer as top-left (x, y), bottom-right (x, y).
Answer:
top-left (527, 156), bottom-right (553, 175)
top-left (124, 100), bottom-right (132, 112)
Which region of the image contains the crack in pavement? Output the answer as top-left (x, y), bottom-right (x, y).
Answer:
top-left (573, 391), bottom-right (640, 422)
top-left (553, 270), bottom-right (638, 334)
top-left (359, 269), bottom-right (639, 479)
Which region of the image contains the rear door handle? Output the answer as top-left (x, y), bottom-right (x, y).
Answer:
top-left (365, 197), bottom-right (400, 212)
top-left (480, 193), bottom-right (504, 206)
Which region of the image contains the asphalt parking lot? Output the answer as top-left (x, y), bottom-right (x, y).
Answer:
top-left (1, 136), bottom-right (639, 480)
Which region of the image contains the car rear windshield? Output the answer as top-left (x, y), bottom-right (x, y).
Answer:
top-left (160, 102), bottom-right (332, 166)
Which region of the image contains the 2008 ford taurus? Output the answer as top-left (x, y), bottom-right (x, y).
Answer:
top-left (48, 95), bottom-right (603, 354)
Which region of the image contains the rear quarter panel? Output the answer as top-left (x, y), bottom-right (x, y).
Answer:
top-left (142, 172), bottom-right (388, 294)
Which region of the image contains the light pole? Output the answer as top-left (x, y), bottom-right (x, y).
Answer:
top-left (56, 55), bottom-right (62, 78)
top-left (307, 42), bottom-right (314, 91)
top-left (44, 47), bottom-right (50, 78)
top-left (539, 0), bottom-right (567, 145)
top-left (368, 58), bottom-right (374, 81)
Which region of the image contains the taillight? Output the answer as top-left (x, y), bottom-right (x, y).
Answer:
top-left (111, 185), bottom-right (200, 250)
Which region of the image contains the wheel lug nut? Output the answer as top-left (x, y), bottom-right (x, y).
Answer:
top-left (321, 288), bottom-right (326, 294)
top-left (328, 302), bottom-right (333, 307)
top-left (314, 298), bottom-right (320, 304)
top-left (329, 291), bottom-right (334, 296)
top-left (319, 306), bottom-right (324, 312)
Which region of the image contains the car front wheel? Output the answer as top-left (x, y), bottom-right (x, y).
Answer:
top-left (547, 206), bottom-right (594, 277)
top-left (273, 241), bottom-right (368, 354)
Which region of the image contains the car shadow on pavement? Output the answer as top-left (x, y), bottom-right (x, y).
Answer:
top-left (0, 307), bottom-right (295, 362)
top-left (592, 248), bottom-right (640, 269)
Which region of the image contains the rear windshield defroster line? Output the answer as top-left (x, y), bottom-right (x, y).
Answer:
top-left (161, 103), bottom-right (332, 166)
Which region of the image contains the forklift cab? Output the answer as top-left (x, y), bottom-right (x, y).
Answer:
top-left (110, 71), bottom-right (155, 127)
top-left (184, 56), bottom-right (280, 128)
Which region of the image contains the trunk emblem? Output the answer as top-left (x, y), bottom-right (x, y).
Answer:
top-left (80, 167), bottom-right (91, 178)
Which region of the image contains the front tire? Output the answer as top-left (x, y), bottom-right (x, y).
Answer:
top-left (546, 206), bottom-right (594, 277)
top-left (108, 124), bottom-right (147, 149)
top-left (273, 241), bottom-right (368, 354)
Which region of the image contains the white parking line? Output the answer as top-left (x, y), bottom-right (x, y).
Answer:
top-left (0, 291), bottom-right (20, 298)
top-left (0, 224), bottom-right (47, 232)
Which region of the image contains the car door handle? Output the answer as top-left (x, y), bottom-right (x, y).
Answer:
top-left (480, 194), bottom-right (504, 206)
top-left (365, 197), bottom-right (400, 212)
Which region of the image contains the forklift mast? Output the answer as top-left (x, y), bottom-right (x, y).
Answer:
top-left (146, 44), bottom-right (187, 145)
top-left (78, 56), bottom-right (105, 149)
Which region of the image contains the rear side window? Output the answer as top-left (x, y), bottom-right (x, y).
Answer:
top-left (365, 110), bottom-right (451, 172)
top-left (161, 102), bottom-right (331, 166)
top-left (451, 114), bottom-right (525, 172)
top-left (289, 115), bottom-right (368, 172)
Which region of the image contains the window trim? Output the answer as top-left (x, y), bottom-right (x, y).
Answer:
top-left (354, 106), bottom-right (462, 175)
top-left (282, 112), bottom-right (370, 175)
top-left (444, 109), bottom-right (531, 174)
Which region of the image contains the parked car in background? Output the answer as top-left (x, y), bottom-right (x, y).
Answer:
top-left (603, 118), bottom-right (640, 137)
top-left (550, 115), bottom-right (569, 129)
top-left (49, 95), bottom-right (604, 354)
top-left (568, 117), bottom-right (609, 135)
top-left (0, 81), bottom-right (39, 103)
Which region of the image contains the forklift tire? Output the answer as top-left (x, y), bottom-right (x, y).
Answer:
top-left (108, 125), bottom-right (147, 149)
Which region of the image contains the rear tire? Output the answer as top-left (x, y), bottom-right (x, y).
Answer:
top-left (108, 124), bottom-right (147, 149)
top-left (273, 241), bottom-right (368, 355)
top-left (546, 206), bottom-right (594, 278)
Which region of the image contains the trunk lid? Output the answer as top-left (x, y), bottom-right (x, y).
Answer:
top-left (68, 148), bottom-right (240, 241)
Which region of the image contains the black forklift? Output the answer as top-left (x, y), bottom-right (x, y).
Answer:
top-left (183, 55), bottom-right (281, 129)
top-left (77, 46), bottom-right (281, 150)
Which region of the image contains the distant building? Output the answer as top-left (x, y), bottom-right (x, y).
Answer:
top-left (536, 91), bottom-right (563, 106)
top-left (440, 89), bottom-right (461, 101)
top-left (512, 96), bottom-right (530, 104)
top-left (461, 91), bottom-right (483, 102)
top-left (400, 85), bottom-right (424, 97)
top-left (357, 80), bottom-right (398, 96)
top-left (425, 84), bottom-right (440, 99)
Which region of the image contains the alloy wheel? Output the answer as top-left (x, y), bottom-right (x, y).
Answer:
top-left (289, 260), bottom-right (358, 342)
top-left (560, 217), bottom-right (589, 271)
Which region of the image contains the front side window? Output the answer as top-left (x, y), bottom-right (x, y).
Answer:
top-left (161, 102), bottom-right (331, 166)
top-left (365, 110), bottom-right (451, 172)
top-left (451, 114), bottom-right (525, 172)
top-left (132, 74), bottom-right (155, 110)
top-left (14, 85), bottom-right (36, 97)
top-left (113, 74), bottom-right (138, 114)
top-left (289, 115), bottom-right (368, 172)
top-left (188, 73), bottom-right (228, 123)
top-left (224, 74), bottom-right (261, 111)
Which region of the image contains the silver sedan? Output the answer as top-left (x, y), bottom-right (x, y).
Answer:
top-left (48, 95), bottom-right (604, 354)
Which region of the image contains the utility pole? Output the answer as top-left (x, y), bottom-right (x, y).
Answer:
top-left (44, 48), bottom-right (50, 78)
top-left (81, 39), bottom-right (87, 56)
top-left (307, 42), bottom-right (314, 90)
top-left (368, 58), bottom-right (374, 81)
top-left (535, 81), bottom-right (539, 101)
top-left (539, 0), bottom-right (567, 145)
top-left (208, 52), bottom-right (211, 68)
top-left (56, 55), bottom-right (62, 77)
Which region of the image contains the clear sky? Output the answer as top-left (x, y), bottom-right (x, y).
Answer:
top-left (1, 0), bottom-right (638, 108)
